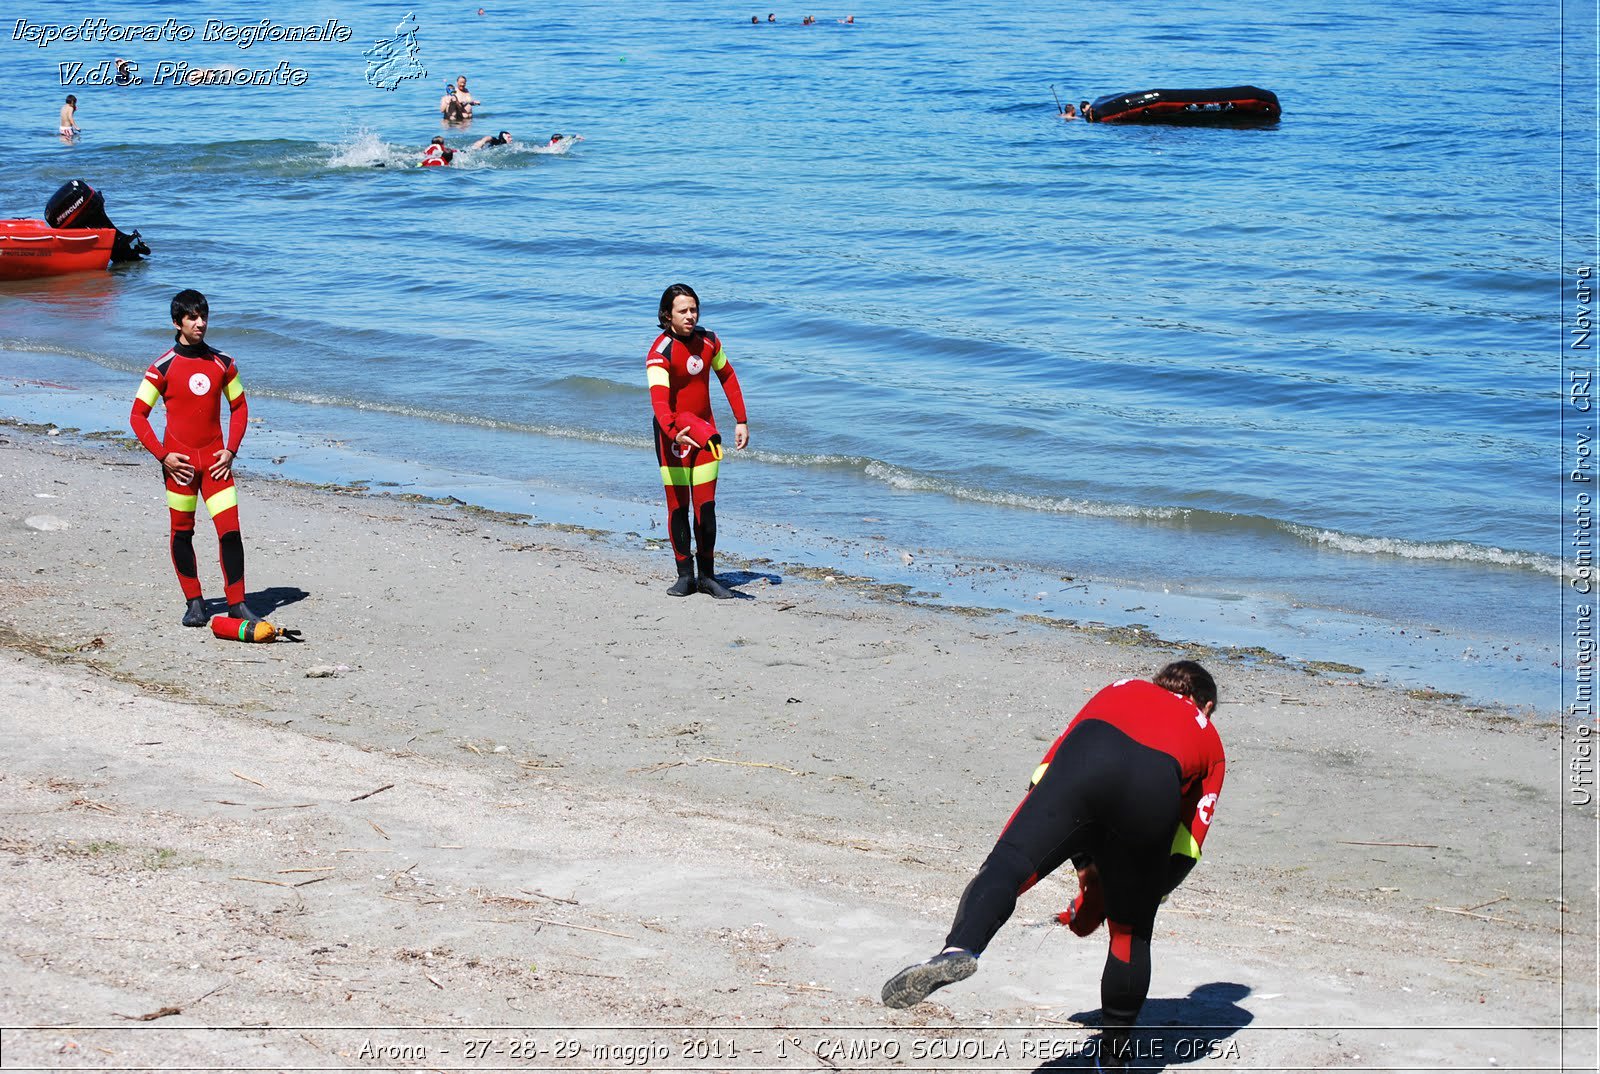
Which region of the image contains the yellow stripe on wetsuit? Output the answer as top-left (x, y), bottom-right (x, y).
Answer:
top-left (136, 379), bottom-right (161, 407)
top-left (206, 486), bottom-right (238, 515)
top-left (1171, 822), bottom-right (1201, 860)
top-left (659, 459), bottom-right (720, 487)
top-left (225, 375), bottom-right (244, 402)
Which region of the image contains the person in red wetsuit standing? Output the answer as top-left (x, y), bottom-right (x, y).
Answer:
top-left (130, 289), bottom-right (259, 627)
top-left (646, 283), bottom-right (749, 598)
top-left (882, 660), bottom-right (1226, 1071)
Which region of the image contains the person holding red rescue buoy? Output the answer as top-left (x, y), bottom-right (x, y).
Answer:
top-left (883, 661), bottom-right (1226, 1071)
top-left (645, 283), bottom-right (749, 598)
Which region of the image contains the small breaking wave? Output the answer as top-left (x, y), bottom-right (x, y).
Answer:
top-left (1284, 523), bottom-right (1560, 575)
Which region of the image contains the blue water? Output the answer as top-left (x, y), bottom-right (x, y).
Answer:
top-left (1, 0), bottom-right (1587, 709)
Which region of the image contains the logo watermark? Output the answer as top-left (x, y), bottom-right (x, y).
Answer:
top-left (18, 18), bottom-right (357, 87)
top-left (363, 12), bottom-right (426, 91)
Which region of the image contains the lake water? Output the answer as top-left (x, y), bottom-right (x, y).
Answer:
top-left (3, 0), bottom-right (1591, 710)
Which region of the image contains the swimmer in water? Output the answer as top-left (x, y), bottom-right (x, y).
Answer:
top-left (453, 75), bottom-right (480, 118)
top-left (469, 131), bottom-right (513, 149)
top-left (59, 95), bottom-right (80, 139)
top-left (440, 81), bottom-right (466, 122)
top-left (421, 135), bottom-right (455, 166)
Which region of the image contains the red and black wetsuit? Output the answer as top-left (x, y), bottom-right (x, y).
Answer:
top-left (646, 326), bottom-right (746, 578)
top-left (129, 338), bottom-right (250, 605)
top-left (945, 679), bottom-right (1225, 1048)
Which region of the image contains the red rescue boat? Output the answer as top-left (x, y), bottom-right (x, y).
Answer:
top-left (0, 220), bottom-right (119, 280)
top-left (0, 180), bottom-right (149, 280)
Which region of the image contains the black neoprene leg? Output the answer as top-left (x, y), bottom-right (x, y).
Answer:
top-left (218, 530), bottom-right (244, 592)
top-left (170, 529), bottom-right (198, 587)
top-left (669, 505), bottom-right (692, 571)
top-left (1101, 926), bottom-right (1152, 1034)
top-left (945, 748), bottom-right (1092, 953)
top-left (693, 500), bottom-right (717, 578)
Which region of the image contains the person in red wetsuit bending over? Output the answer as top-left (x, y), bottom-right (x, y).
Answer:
top-left (882, 660), bottom-right (1226, 1071)
top-left (130, 289), bottom-right (259, 627)
top-left (646, 283), bottom-right (749, 598)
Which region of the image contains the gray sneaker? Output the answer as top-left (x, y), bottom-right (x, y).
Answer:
top-left (881, 950), bottom-right (977, 1008)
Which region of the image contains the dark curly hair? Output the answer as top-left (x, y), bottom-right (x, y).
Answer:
top-left (1152, 660), bottom-right (1218, 710)
top-left (657, 282), bottom-right (700, 331)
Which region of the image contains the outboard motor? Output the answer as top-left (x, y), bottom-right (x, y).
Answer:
top-left (44, 179), bottom-right (150, 263)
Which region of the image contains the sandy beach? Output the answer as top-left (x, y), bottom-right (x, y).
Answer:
top-left (0, 423), bottom-right (1591, 1073)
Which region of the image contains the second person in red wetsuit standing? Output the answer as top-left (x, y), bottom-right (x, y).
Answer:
top-left (646, 283), bottom-right (749, 598)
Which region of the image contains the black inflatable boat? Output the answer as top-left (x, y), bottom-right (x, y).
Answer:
top-left (1086, 86), bottom-right (1281, 125)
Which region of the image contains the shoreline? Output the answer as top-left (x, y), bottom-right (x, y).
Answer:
top-left (3, 415), bottom-right (1546, 717)
top-left (0, 355), bottom-right (1558, 713)
top-left (0, 426), bottom-right (1591, 1071)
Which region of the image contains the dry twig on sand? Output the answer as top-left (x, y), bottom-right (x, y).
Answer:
top-left (528, 916), bottom-right (633, 940)
top-left (520, 889), bottom-right (579, 905)
top-left (547, 967), bottom-right (623, 980)
top-left (755, 980), bottom-right (833, 993)
top-left (112, 1006), bottom-right (181, 1021)
top-left (1336, 839), bottom-right (1440, 849)
top-left (699, 755), bottom-right (807, 776)
top-left (70, 798), bottom-right (116, 813)
top-left (1426, 904), bottom-right (1563, 932)
top-left (630, 759), bottom-right (686, 775)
